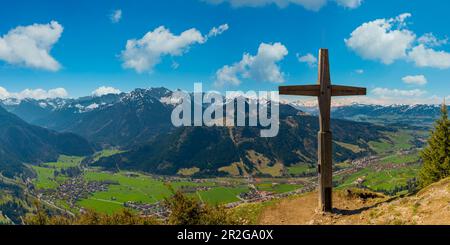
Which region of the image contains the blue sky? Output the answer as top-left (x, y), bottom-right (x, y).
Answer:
top-left (0, 0), bottom-right (449, 104)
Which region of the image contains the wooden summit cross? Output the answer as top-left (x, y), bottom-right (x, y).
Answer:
top-left (279, 49), bottom-right (366, 212)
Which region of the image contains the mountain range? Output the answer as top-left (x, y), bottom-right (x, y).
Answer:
top-left (3, 91), bottom-right (443, 131)
top-left (2, 88), bottom-right (174, 148)
top-left (94, 112), bottom-right (387, 176)
top-left (0, 87), bottom-right (438, 177)
top-left (291, 102), bottom-right (443, 127)
top-left (0, 106), bottom-right (93, 177)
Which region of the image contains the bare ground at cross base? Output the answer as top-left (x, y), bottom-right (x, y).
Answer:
top-left (259, 178), bottom-right (450, 225)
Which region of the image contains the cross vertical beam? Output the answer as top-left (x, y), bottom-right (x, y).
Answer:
top-left (279, 48), bottom-right (366, 213)
top-left (317, 49), bottom-right (333, 212)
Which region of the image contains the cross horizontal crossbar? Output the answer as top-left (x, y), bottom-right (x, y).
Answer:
top-left (279, 85), bottom-right (321, 96)
top-left (279, 85), bottom-right (366, 97)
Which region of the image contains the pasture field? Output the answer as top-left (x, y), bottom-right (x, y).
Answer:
top-left (335, 141), bottom-right (362, 153)
top-left (92, 149), bottom-right (124, 162)
top-left (380, 153), bottom-right (420, 165)
top-left (80, 170), bottom-right (248, 213)
top-left (256, 182), bottom-right (303, 194)
top-left (335, 161), bottom-right (352, 169)
top-left (177, 167), bottom-right (200, 176)
top-left (369, 130), bottom-right (414, 154)
top-left (30, 157), bottom-right (259, 214)
top-left (218, 162), bottom-right (245, 176)
top-left (30, 166), bottom-right (64, 190)
top-left (336, 164), bottom-right (420, 193)
top-left (339, 129), bottom-right (423, 194)
top-left (195, 186), bottom-right (249, 205)
top-left (43, 155), bottom-right (84, 169)
top-left (77, 198), bottom-right (124, 214)
top-left (362, 165), bottom-right (420, 192)
top-left (287, 164), bottom-right (315, 176)
top-left (258, 163), bottom-right (284, 177)
top-left (83, 171), bottom-right (180, 203)
top-left (30, 155), bottom-right (85, 190)
top-left (369, 129), bottom-right (427, 155)
top-left (29, 166), bottom-right (304, 214)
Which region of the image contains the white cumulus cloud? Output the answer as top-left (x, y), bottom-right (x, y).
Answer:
top-left (408, 44), bottom-right (450, 69)
top-left (345, 13), bottom-right (415, 64)
top-left (92, 86), bottom-right (121, 97)
top-left (215, 42), bottom-right (288, 87)
top-left (0, 21), bottom-right (63, 71)
top-left (346, 14), bottom-right (450, 69)
top-left (121, 24), bottom-right (229, 72)
top-left (0, 87), bottom-right (68, 100)
top-left (110, 9), bottom-right (122, 23)
top-left (402, 75), bottom-right (428, 86)
top-left (297, 53), bottom-right (317, 67)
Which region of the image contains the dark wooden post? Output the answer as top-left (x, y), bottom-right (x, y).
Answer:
top-left (317, 49), bottom-right (333, 212)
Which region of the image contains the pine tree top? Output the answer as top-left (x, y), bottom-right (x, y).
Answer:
top-left (441, 101), bottom-right (448, 117)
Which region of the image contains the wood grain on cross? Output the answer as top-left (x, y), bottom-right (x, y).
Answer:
top-left (279, 49), bottom-right (366, 212)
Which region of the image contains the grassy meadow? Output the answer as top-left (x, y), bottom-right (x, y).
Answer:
top-left (369, 129), bottom-right (423, 155)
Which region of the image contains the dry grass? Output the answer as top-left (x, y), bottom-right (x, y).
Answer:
top-left (259, 177), bottom-right (450, 225)
top-left (246, 150), bottom-right (284, 177)
top-left (219, 162), bottom-right (247, 176)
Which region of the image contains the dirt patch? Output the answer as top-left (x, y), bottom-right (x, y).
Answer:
top-left (260, 190), bottom-right (388, 225)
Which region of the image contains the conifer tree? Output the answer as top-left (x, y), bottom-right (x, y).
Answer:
top-left (418, 102), bottom-right (450, 187)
